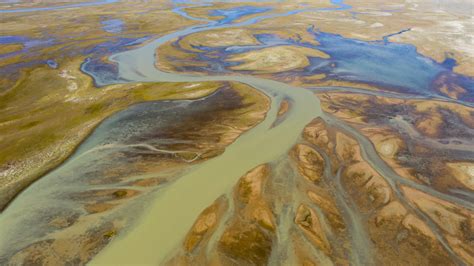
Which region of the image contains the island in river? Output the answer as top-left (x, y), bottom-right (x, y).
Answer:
top-left (0, 0), bottom-right (473, 265)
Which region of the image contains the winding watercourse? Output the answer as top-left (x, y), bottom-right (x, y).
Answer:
top-left (0, 0), bottom-right (472, 265)
top-left (88, 3), bottom-right (335, 264)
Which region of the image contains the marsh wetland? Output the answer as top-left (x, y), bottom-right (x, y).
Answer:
top-left (0, 0), bottom-right (473, 265)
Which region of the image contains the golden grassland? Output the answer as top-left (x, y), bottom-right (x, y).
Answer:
top-left (2, 68), bottom-right (271, 265)
top-left (0, 44), bottom-right (23, 55)
top-left (0, 0), bottom-right (199, 89)
top-left (1, 0), bottom-right (183, 39)
top-left (0, 0), bottom-right (214, 210)
top-left (0, 0), bottom-right (94, 10)
top-left (181, 0), bottom-right (334, 24)
top-left (0, 55), bottom-right (226, 210)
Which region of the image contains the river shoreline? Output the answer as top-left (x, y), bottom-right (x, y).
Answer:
top-left (1, 0), bottom-right (473, 264)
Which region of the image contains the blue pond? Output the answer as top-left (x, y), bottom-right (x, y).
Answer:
top-left (307, 28), bottom-right (474, 99)
top-left (101, 19), bottom-right (124, 33)
top-left (0, 35), bottom-right (28, 44)
top-left (311, 30), bottom-right (446, 93)
top-left (46, 59), bottom-right (58, 69)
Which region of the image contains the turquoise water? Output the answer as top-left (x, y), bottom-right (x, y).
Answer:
top-left (101, 18), bottom-right (124, 33)
top-left (310, 30), bottom-right (451, 94)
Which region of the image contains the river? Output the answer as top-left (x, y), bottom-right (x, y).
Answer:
top-left (0, 0), bottom-right (471, 265)
top-left (85, 1), bottom-right (356, 264)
